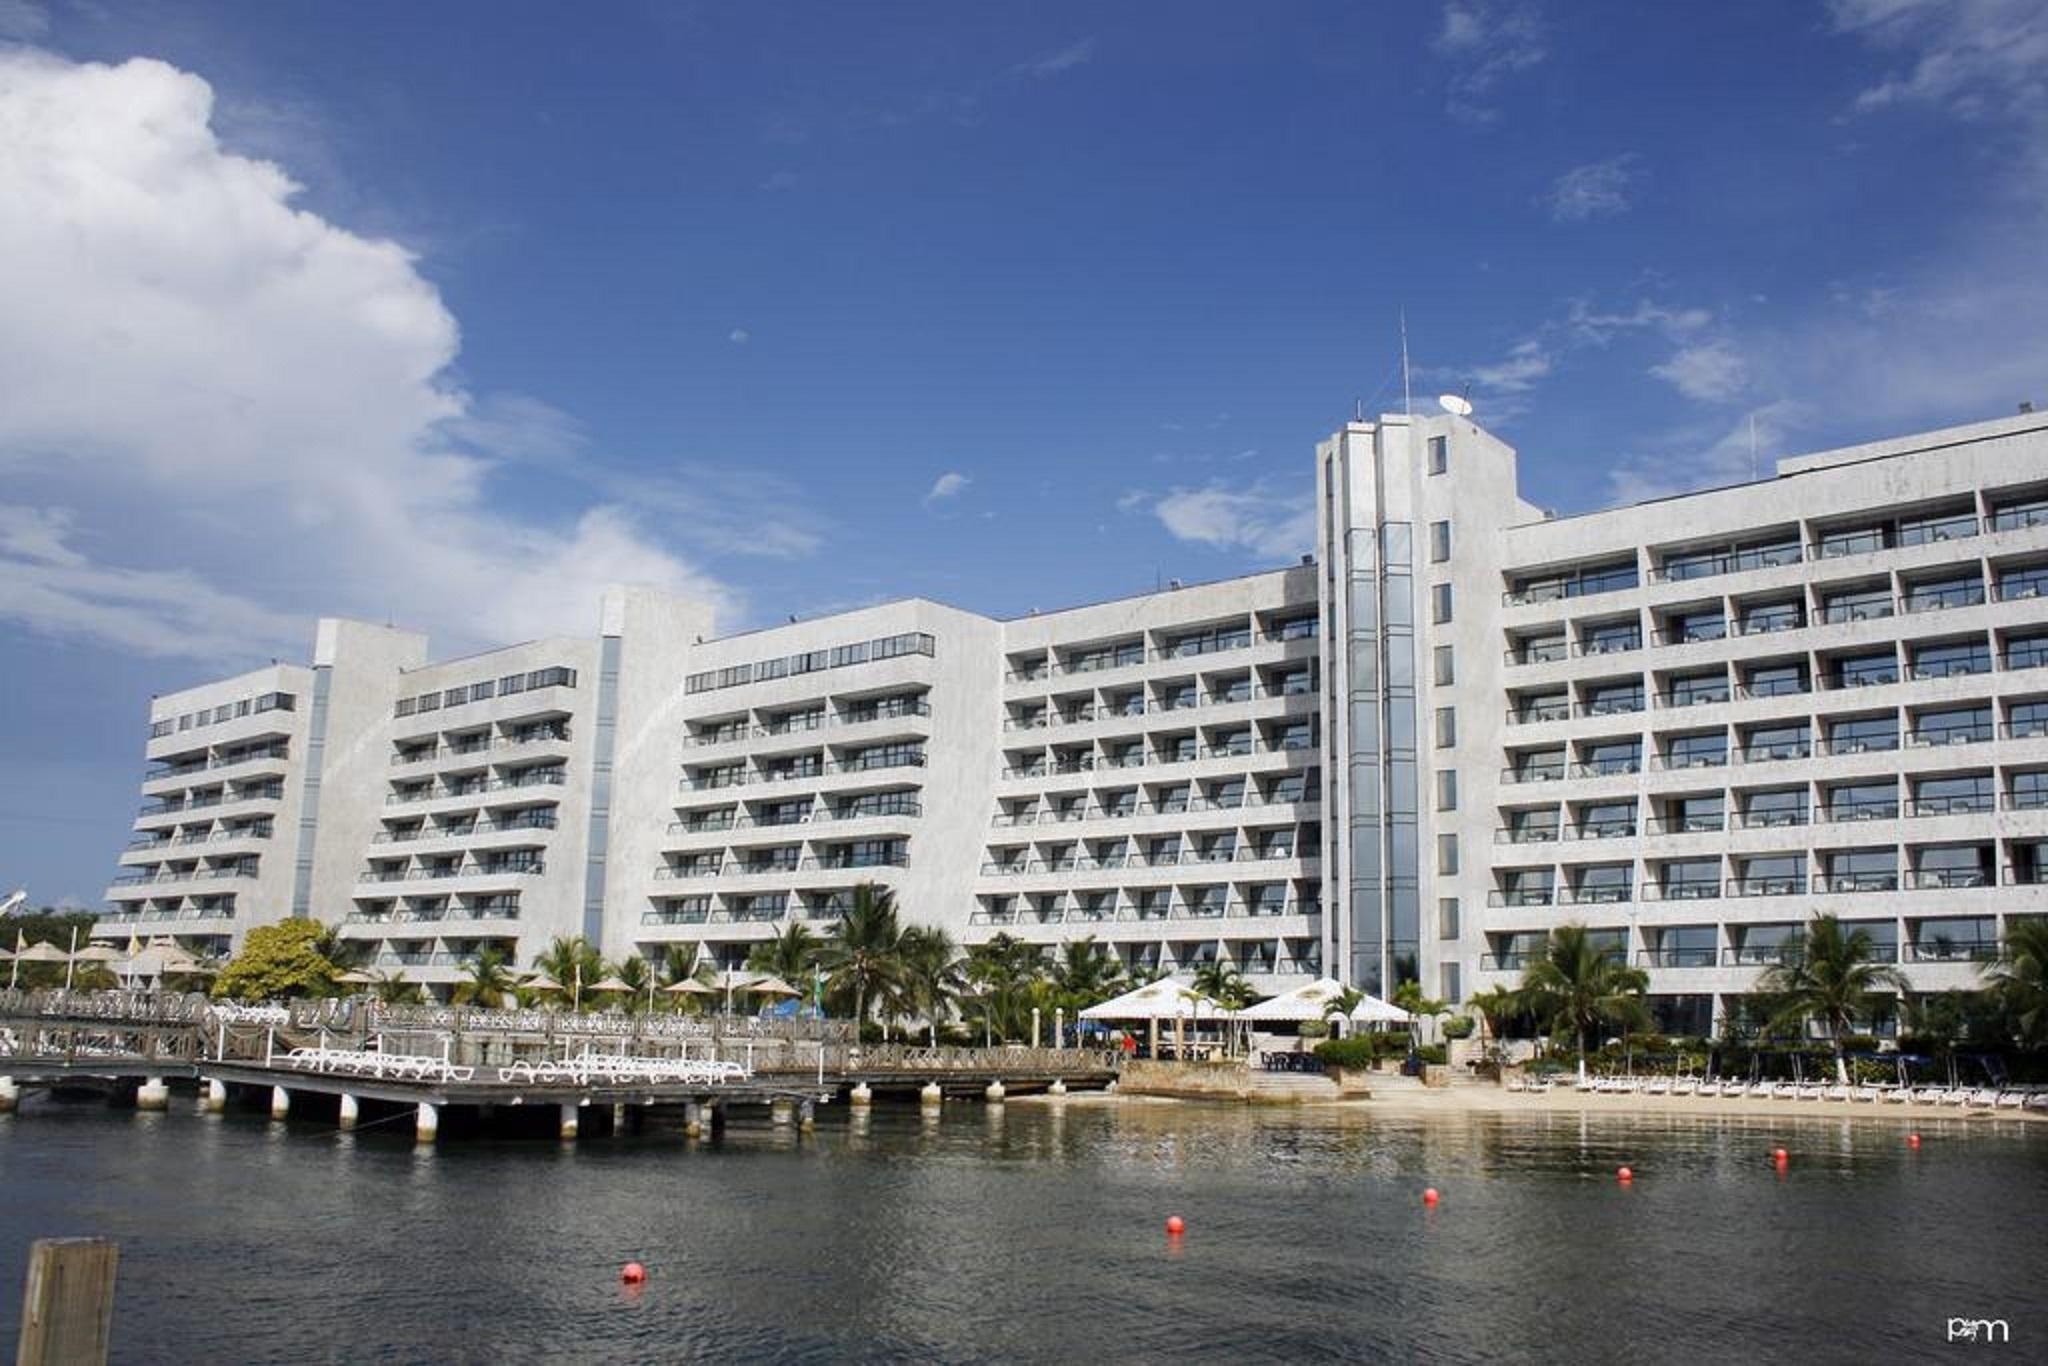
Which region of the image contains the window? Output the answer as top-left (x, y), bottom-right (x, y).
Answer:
top-left (1665, 732), bottom-right (1727, 769)
top-left (1834, 650), bottom-right (1899, 688)
top-left (1431, 583), bottom-right (1454, 624)
top-left (1435, 707), bottom-right (1456, 748)
top-left (1430, 521), bottom-right (1451, 563)
top-left (1438, 897), bottom-right (1460, 939)
top-left (1909, 639), bottom-right (1990, 680)
top-left (1436, 834), bottom-right (1459, 875)
top-left (1435, 769), bottom-right (1457, 811)
top-left (1827, 714), bottom-right (1898, 754)
top-left (1428, 436), bottom-right (1448, 474)
top-left (1668, 670), bottom-right (1730, 707)
top-left (1434, 645), bottom-right (1455, 686)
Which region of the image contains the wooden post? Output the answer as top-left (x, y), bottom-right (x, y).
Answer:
top-left (16, 1237), bottom-right (119, 1366)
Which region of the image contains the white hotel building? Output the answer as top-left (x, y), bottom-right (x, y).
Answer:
top-left (103, 410), bottom-right (2048, 1031)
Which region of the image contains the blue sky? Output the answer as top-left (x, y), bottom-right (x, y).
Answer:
top-left (3, 0), bottom-right (2045, 906)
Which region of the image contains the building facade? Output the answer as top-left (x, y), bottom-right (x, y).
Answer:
top-left (103, 411), bottom-right (2048, 1027)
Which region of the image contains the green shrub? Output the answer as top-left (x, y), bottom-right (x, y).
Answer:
top-left (1312, 1037), bottom-right (1378, 1070)
top-left (1416, 1044), bottom-right (1448, 1065)
top-left (1299, 1019), bottom-right (1329, 1040)
top-left (1441, 1016), bottom-right (1475, 1040)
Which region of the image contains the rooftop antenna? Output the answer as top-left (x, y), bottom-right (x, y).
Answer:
top-left (1749, 413), bottom-right (1759, 482)
top-left (1399, 309), bottom-right (1413, 418)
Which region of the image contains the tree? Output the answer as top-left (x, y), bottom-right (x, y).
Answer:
top-left (1985, 916), bottom-right (2048, 1047)
top-left (817, 883), bottom-right (904, 1028)
top-left (1192, 960), bottom-right (1255, 1010)
top-left (211, 919), bottom-right (340, 1002)
top-left (1757, 914), bottom-right (1908, 1084)
top-left (897, 925), bottom-right (964, 1047)
top-left (453, 949), bottom-right (515, 1008)
top-left (1517, 924), bottom-right (1650, 1081)
top-left (368, 969), bottom-right (422, 1005)
top-left (1392, 980), bottom-right (1450, 1049)
top-left (965, 933), bottom-right (1046, 1042)
top-left (1048, 937), bottom-right (1126, 1020)
top-left (746, 922), bottom-right (820, 983)
top-left (1464, 984), bottom-right (1522, 1042)
top-left (531, 936), bottom-right (604, 1009)
top-left (309, 920), bottom-right (367, 974)
top-left (612, 955), bottom-right (653, 1013)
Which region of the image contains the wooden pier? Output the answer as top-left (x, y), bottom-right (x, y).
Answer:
top-left (0, 990), bottom-right (1118, 1141)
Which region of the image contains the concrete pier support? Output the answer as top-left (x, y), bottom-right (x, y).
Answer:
top-left (799, 1099), bottom-right (816, 1133)
top-left (202, 1078), bottom-right (226, 1114)
top-left (559, 1103), bottom-right (579, 1141)
top-left (270, 1086), bottom-right (291, 1121)
top-left (984, 1080), bottom-right (1006, 1103)
top-left (770, 1098), bottom-right (795, 1127)
top-left (339, 1094), bottom-right (360, 1131)
top-left (683, 1101), bottom-right (704, 1138)
top-left (415, 1102), bottom-right (438, 1144)
top-left (849, 1081), bottom-right (872, 1109)
top-left (920, 1081), bottom-right (943, 1111)
top-left (0, 1076), bottom-right (17, 1113)
top-left (612, 1103), bottom-right (627, 1134)
top-left (136, 1077), bottom-right (170, 1112)
top-left (1049, 1078), bottom-right (1067, 1097)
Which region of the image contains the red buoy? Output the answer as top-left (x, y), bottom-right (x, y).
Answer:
top-left (1617, 1166), bottom-right (1633, 1182)
top-left (1772, 1148), bottom-right (1788, 1164)
top-left (1422, 1187), bottom-right (1441, 1206)
top-left (1907, 1133), bottom-right (1922, 1149)
top-left (1165, 1215), bottom-right (1185, 1236)
top-left (621, 1262), bottom-right (647, 1285)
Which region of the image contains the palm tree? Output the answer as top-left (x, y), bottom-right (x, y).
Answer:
top-left (817, 883), bottom-right (905, 1029)
top-left (898, 925), bottom-right (965, 1047)
top-left (611, 955), bottom-right (653, 1013)
top-left (1192, 960), bottom-right (1255, 1010)
top-left (369, 969), bottom-right (421, 1005)
top-left (1984, 916), bottom-right (2048, 1047)
top-left (532, 936), bottom-right (605, 1009)
top-left (1464, 984), bottom-right (1521, 1041)
top-left (1518, 924), bottom-right (1650, 1081)
top-left (309, 920), bottom-right (368, 979)
top-left (746, 922), bottom-right (819, 983)
top-left (965, 933), bottom-right (1046, 1042)
top-left (1392, 980), bottom-right (1450, 1049)
top-left (453, 948), bottom-right (514, 1008)
top-left (1049, 937), bottom-right (1126, 1014)
top-left (1756, 914), bottom-right (1909, 1083)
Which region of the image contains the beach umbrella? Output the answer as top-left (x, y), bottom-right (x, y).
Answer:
top-left (746, 975), bottom-right (800, 998)
top-left (333, 970), bottom-right (378, 986)
top-left (12, 941), bottom-right (70, 964)
top-left (520, 973), bottom-right (563, 993)
top-left (589, 974), bottom-right (634, 994)
top-left (72, 944), bottom-right (124, 963)
top-left (664, 979), bottom-right (715, 995)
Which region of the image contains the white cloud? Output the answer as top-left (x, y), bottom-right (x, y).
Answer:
top-left (1431, 1), bottom-right (1546, 124)
top-left (1651, 340), bottom-right (1749, 402)
top-left (759, 171), bottom-right (798, 192)
top-left (1606, 402), bottom-right (1808, 505)
top-left (1147, 484), bottom-right (1315, 560)
top-left (728, 328), bottom-right (751, 344)
top-left (0, 1), bottom-right (47, 40)
top-left (923, 471), bottom-right (970, 506)
top-left (0, 50), bottom-right (751, 662)
top-left (1469, 339), bottom-right (1553, 393)
top-left (1016, 38), bottom-right (1096, 80)
top-left (1546, 154), bottom-right (1642, 222)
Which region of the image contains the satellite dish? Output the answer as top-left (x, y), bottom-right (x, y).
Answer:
top-left (1438, 394), bottom-right (1473, 417)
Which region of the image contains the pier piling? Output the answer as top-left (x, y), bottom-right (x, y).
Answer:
top-left (201, 1079), bottom-right (226, 1114)
top-left (338, 1094), bottom-right (359, 1131)
top-left (135, 1078), bottom-right (169, 1112)
top-left (415, 1102), bottom-right (438, 1144)
top-left (15, 1237), bottom-right (119, 1366)
top-left (849, 1081), bottom-right (872, 1108)
top-left (920, 1081), bottom-right (943, 1111)
top-left (269, 1087), bottom-right (291, 1121)
top-left (559, 1103), bottom-right (579, 1141)
top-left (0, 1076), bottom-right (17, 1114)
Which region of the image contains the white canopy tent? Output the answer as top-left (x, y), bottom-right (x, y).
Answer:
top-left (1077, 979), bottom-right (1222, 1021)
top-left (1235, 977), bottom-right (1352, 1023)
top-left (1349, 994), bottom-right (1415, 1026)
top-left (1078, 979), bottom-right (1225, 1060)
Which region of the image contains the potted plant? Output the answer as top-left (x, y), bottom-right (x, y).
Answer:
top-left (1311, 1036), bottom-right (1377, 1095)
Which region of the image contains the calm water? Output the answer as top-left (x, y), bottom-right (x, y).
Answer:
top-left (1, 1092), bottom-right (2042, 1363)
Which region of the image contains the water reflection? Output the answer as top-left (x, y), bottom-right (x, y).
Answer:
top-left (0, 1097), bottom-right (2041, 1362)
